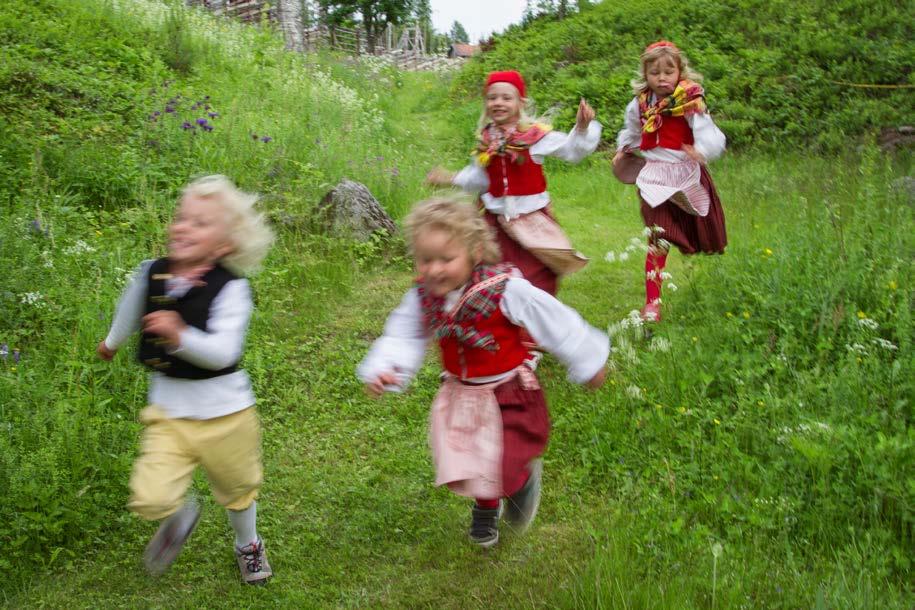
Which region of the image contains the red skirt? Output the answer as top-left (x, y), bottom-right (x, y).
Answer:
top-left (639, 165), bottom-right (727, 255)
top-left (484, 210), bottom-right (559, 295)
top-left (493, 376), bottom-right (550, 497)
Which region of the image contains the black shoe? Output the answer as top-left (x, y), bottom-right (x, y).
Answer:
top-left (504, 459), bottom-right (543, 534)
top-left (468, 504), bottom-right (500, 548)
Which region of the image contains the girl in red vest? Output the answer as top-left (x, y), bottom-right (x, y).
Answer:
top-left (612, 41), bottom-right (728, 322)
top-left (427, 70), bottom-right (601, 296)
top-left (358, 198), bottom-right (608, 548)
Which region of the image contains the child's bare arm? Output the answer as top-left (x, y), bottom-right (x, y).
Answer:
top-left (426, 167), bottom-right (456, 186)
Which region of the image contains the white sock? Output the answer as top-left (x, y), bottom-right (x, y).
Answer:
top-left (228, 501), bottom-right (258, 548)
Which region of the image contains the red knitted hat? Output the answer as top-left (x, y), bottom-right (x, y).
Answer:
top-left (484, 70), bottom-right (526, 98)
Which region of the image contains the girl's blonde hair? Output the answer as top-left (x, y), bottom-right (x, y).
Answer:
top-left (630, 43), bottom-right (704, 96)
top-left (181, 175), bottom-right (275, 275)
top-left (404, 197), bottom-right (501, 265)
top-left (476, 83), bottom-right (553, 132)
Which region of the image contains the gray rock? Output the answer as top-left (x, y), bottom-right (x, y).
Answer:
top-left (316, 179), bottom-right (397, 240)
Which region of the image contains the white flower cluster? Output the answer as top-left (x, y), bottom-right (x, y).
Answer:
top-left (64, 239), bottom-right (96, 255)
top-left (776, 421), bottom-right (832, 444)
top-left (20, 292), bottom-right (45, 308)
top-left (857, 317), bottom-right (879, 330)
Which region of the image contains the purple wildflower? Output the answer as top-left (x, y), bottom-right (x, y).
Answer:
top-left (196, 118), bottom-right (208, 126)
top-left (165, 106), bottom-right (177, 114)
top-left (191, 102), bottom-right (200, 110)
top-left (260, 136), bottom-right (272, 143)
top-left (202, 124), bottom-right (214, 132)
top-left (181, 121), bottom-right (195, 130)
top-left (208, 112), bottom-right (219, 119)
top-left (0, 343), bottom-right (7, 360)
top-left (29, 219), bottom-right (47, 235)
top-left (390, 167), bottom-right (400, 177)
top-left (12, 349), bottom-right (20, 363)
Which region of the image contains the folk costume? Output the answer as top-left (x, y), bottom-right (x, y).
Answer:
top-left (614, 45), bottom-right (728, 318)
top-left (104, 259), bottom-right (262, 520)
top-left (357, 264), bottom-right (608, 503)
top-left (452, 72), bottom-right (602, 295)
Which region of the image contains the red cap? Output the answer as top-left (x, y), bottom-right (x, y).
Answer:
top-left (645, 40), bottom-right (679, 53)
top-left (484, 70), bottom-right (526, 98)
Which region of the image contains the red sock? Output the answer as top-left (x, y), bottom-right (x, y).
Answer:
top-left (645, 249), bottom-right (668, 305)
top-left (475, 498), bottom-right (500, 510)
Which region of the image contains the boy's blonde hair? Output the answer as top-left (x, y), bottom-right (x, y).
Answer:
top-left (181, 175), bottom-right (275, 275)
top-left (630, 44), bottom-right (704, 96)
top-left (404, 197), bottom-right (501, 265)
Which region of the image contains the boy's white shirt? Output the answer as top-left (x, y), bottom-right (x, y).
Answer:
top-left (104, 260), bottom-right (256, 419)
top-left (451, 120), bottom-right (603, 219)
top-left (357, 276), bottom-right (610, 390)
top-left (615, 97), bottom-right (726, 162)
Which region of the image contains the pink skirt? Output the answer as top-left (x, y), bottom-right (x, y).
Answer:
top-left (637, 159), bottom-right (710, 216)
top-left (485, 210), bottom-right (559, 295)
top-left (640, 165), bottom-right (727, 255)
top-left (429, 369), bottom-right (550, 499)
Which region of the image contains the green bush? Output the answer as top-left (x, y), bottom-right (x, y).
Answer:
top-left (455, 0), bottom-right (914, 150)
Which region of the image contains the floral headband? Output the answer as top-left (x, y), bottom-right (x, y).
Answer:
top-left (644, 40), bottom-right (679, 53)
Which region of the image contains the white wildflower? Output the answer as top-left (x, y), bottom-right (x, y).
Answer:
top-left (667, 282), bottom-right (679, 292)
top-left (625, 385), bottom-right (643, 399)
top-left (646, 270), bottom-right (658, 281)
top-left (604, 251), bottom-right (616, 262)
top-left (872, 338), bottom-right (898, 351)
top-left (649, 337), bottom-right (671, 352)
top-left (642, 226), bottom-right (653, 237)
top-left (656, 238), bottom-right (671, 250)
top-left (619, 251), bottom-right (630, 262)
top-left (20, 292), bottom-right (45, 307)
top-left (660, 271), bottom-right (673, 281)
top-left (845, 343), bottom-right (867, 355)
top-left (64, 239), bottom-right (96, 255)
top-left (857, 318), bottom-right (879, 331)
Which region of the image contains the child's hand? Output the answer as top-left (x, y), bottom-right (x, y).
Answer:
top-left (97, 340), bottom-right (116, 361)
top-left (426, 167), bottom-right (455, 187)
top-left (364, 371), bottom-right (402, 398)
top-left (142, 311), bottom-right (187, 349)
top-left (612, 150), bottom-right (626, 167)
top-left (681, 144), bottom-right (707, 165)
top-left (575, 98), bottom-right (595, 133)
top-left (585, 365), bottom-right (607, 390)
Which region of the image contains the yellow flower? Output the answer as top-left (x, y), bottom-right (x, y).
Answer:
top-left (95, 230), bottom-right (102, 236)
top-left (857, 311), bottom-right (866, 319)
top-left (692, 336), bottom-right (698, 342)
top-left (763, 248), bottom-right (773, 256)
top-left (742, 311), bottom-right (750, 319)
top-left (713, 418), bottom-right (721, 425)
top-left (888, 280), bottom-right (897, 290)
top-left (726, 312), bottom-right (734, 318)
top-left (477, 152), bottom-right (491, 166)
top-left (757, 400), bottom-right (764, 407)
top-left (678, 406), bottom-right (686, 414)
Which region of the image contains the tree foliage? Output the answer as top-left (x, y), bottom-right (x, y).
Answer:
top-left (459, 0), bottom-right (914, 150)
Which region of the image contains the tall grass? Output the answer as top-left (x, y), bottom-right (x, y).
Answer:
top-left (1, 0), bottom-right (912, 606)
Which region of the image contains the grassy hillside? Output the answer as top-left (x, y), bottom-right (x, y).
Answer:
top-left (1, 0), bottom-right (912, 607)
top-left (454, 0), bottom-right (914, 150)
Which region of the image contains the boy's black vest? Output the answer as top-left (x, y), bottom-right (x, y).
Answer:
top-left (138, 258), bottom-right (240, 379)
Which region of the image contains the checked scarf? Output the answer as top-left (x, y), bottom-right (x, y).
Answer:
top-left (475, 123), bottom-right (551, 167)
top-left (639, 80), bottom-right (706, 133)
top-left (418, 263), bottom-right (515, 352)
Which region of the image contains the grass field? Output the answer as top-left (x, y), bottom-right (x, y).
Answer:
top-left (1, 1), bottom-right (912, 607)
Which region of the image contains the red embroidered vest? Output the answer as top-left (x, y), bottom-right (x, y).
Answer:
top-left (485, 150), bottom-right (548, 198)
top-left (439, 306), bottom-right (529, 378)
top-left (640, 115), bottom-right (694, 151)
top-left (418, 264), bottom-right (530, 379)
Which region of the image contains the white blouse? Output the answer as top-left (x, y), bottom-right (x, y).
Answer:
top-left (104, 260), bottom-right (256, 420)
top-left (357, 276), bottom-right (609, 390)
top-left (616, 97), bottom-right (726, 163)
top-left (451, 121), bottom-right (603, 219)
